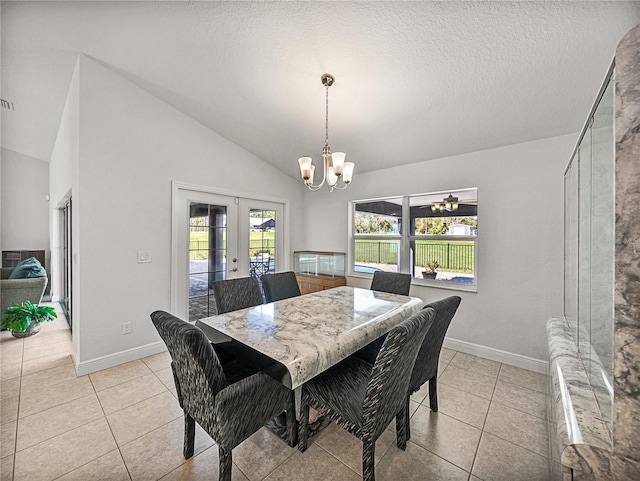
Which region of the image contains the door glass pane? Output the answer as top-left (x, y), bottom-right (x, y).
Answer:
top-left (189, 202), bottom-right (227, 321)
top-left (249, 209), bottom-right (275, 277)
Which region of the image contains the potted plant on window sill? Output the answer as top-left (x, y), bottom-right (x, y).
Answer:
top-left (1, 301), bottom-right (57, 338)
top-left (421, 260), bottom-right (440, 280)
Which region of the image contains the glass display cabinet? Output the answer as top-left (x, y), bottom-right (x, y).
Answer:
top-left (293, 251), bottom-right (346, 294)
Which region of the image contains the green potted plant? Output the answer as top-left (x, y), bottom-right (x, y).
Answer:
top-left (1, 301), bottom-right (57, 338)
top-left (422, 260), bottom-right (439, 279)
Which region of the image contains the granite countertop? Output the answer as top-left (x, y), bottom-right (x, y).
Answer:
top-left (196, 286), bottom-right (422, 389)
top-left (546, 316), bottom-right (613, 477)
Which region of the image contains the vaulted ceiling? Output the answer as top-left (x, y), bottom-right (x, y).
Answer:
top-left (2, 1), bottom-right (638, 180)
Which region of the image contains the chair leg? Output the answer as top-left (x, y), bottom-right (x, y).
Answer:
top-left (396, 397), bottom-right (410, 449)
top-left (429, 376), bottom-right (438, 412)
top-left (286, 391), bottom-right (298, 447)
top-left (363, 439), bottom-right (376, 481)
top-left (218, 446), bottom-right (232, 481)
top-left (298, 402), bottom-right (309, 453)
top-left (183, 413), bottom-right (195, 459)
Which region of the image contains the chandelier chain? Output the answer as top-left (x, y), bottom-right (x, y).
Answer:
top-left (325, 83), bottom-right (329, 147)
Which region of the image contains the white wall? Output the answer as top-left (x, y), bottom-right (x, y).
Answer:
top-left (49, 58), bottom-right (80, 360)
top-left (69, 55), bottom-right (305, 372)
top-left (47, 55), bottom-right (574, 372)
top-left (301, 134), bottom-right (576, 367)
top-left (0, 148), bottom-right (50, 252)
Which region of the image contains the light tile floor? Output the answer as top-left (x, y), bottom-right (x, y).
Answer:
top-left (0, 305), bottom-right (552, 481)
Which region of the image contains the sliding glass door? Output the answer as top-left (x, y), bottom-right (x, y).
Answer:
top-left (60, 198), bottom-right (72, 329)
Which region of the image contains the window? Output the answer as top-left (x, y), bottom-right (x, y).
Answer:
top-left (350, 189), bottom-right (477, 291)
top-left (353, 198), bottom-right (402, 273)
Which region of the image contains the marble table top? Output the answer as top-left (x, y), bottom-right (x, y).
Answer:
top-left (196, 286), bottom-right (423, 389)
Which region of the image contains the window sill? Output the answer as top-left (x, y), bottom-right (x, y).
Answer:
top-left (347, 273), bottom-right (477, 293)
top-left (412, 278), bottom-right (477, 293)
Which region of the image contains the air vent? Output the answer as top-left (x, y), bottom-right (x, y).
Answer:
top-left (1, 99), bottom-right (15, 110)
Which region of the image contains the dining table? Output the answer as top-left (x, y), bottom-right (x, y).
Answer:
top-left (195, 285), bottom-right (422, 390)
top-left (195, 285), bottom-right (422, 443)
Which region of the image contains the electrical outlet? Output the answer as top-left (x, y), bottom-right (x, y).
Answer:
top-left (122, 322), bottom-right (132, 335)
top-left (137, 251), bottom-right (151, 263)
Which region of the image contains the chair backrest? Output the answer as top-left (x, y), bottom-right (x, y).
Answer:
top-left (362, 306), bottom-right (435, 439)
top-left (261, 271), bottom-right (301, 303)
top-left (150, 311), bottom-right (227, 420)
top-left (212, 276), bottom-right (263, 314)
top-left (409, 296), bottom-right (461, 393)
top-left (370, 272), bottom-right (411, 296)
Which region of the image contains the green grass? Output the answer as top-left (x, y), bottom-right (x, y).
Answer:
top-left (189, 230), bottom-right (276, 260)
top-left (190, 231), bottom-right (474, 274)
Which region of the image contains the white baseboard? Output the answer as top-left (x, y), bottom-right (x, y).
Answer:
top-left (74, 337), bottom-right (547, 376)
top-left (76, 341), bottom-right (168, 376)
top-left (443, 337), bottom-right (548, 374)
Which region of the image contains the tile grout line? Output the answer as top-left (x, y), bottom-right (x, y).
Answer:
top-left (465, 360), bottom-right (501, 481)
top-left (90, 360), bottom-right (135, 481)
top-left (12, 336), bottom-right (25, 481)
top-left (104, 367), bottom-right (188, 480)
top-left (13, 393), bottom-right (102, 453)
top-left (315, 441), bottom-right (364, 479)
top-left (405, 355), bottom-right (476, 477)
top-left (407, 409), bottom-right (476, 475)
top-left (475, 400), bottom-right (552, 461)
top-left (405, 437), bottom-right (472, 478)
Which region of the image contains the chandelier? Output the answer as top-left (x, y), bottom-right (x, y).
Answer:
top-left (431, 194), bottom-right (459, 212)
top-left (298, 74), bottom-right (354, 191)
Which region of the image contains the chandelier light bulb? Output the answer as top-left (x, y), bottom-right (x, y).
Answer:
top-left (298, 157), bottom-right (312, 180)
top-left (332, 152), bottom-right (346, 176)
top-left (342, 162), bottom-right (355, 184)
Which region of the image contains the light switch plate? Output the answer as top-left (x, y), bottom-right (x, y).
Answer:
top-left (138, 251), bottom-right (151, 263)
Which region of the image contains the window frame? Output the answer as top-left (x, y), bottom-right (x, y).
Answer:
top-left (348, 189), bottom-right (478, 293)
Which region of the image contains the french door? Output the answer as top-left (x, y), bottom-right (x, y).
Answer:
top-left (172, 184), bottom-right (286, 322)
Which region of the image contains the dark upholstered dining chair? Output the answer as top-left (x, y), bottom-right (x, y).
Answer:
top-left (370, 271), bottom-right (411, 296)
top-left (298, 306), bottom-right (436, 481)
top-left (401, 295), bottom-right (461, 438)
top-left (150, 311), bottom-right (294, 481)
top-left (261, 271), bottom-right (301, 303)
top-left (358, 296), bottom-right (461, 443)
top-left (212, 276), bottom-right (263, 314)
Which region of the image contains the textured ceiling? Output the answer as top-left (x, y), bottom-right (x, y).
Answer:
top-left (2, 1), bottom-right (639, 180)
